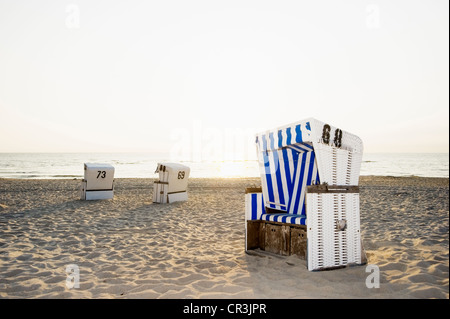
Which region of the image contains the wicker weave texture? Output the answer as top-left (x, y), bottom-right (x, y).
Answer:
top-left (306, 192), bottom-right (362, 271)
top-left (313, 143), bottom-right (363, 186)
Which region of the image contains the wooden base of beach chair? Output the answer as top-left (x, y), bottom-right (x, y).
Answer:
top-left (246, 219), bottom-right (367, 269)
top-left (246, 220), bottom-right (307, 259)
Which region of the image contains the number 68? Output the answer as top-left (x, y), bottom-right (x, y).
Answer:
top-left (322, 124), bottom-right (342, 148)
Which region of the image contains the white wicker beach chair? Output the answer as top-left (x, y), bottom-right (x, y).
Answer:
top-left (80, 163), bottom-right (115, 200)
top-left (245, 118), bottom-right (365, 270)
top-left (153, 163), bottom-right (190, 203)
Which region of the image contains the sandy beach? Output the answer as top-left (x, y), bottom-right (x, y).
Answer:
top-left (0, 176), bottom-right (448, 299)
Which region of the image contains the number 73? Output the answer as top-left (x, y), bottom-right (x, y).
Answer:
top-left (97, 171), bottom-right (106, 178)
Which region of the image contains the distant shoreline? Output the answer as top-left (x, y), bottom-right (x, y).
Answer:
top-left (0, 153), bottom-right (448, 179)
top-left (1, 175), bottom-right (449, 184)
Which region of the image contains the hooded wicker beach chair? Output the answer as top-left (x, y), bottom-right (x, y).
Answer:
top-left (245, 118), bottom-right (366, 270)
top-left (153, 163), bottom-right (190, 203)
top-left (80, 163), bottom-right (115, 200)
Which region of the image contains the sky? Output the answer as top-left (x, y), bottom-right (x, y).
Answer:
top-left (0, 0), bottom-right (448, 160)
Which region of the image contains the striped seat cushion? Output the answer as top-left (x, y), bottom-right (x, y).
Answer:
top-left (260, 213), bottom-right (307, 225)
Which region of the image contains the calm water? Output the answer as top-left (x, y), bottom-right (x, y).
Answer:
top-left (0, 153), bottom-right (448, 179)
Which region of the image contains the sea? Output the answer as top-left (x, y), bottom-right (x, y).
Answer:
top-left (0, 153), bottom-right (448, 179)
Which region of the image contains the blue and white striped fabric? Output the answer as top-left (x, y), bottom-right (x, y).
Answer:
top-left (245, 192), bottom-right (307, 226)
top-left (245, 192), bottom-right (265, 221)
top-left (258, 143), bottom-right (319, 215)
top-left (287, 143), bottom-right (314, 153)
top-left (256, 121), bottom-right (313, 152)
top-left (260, 213), bottom-right (307, 225)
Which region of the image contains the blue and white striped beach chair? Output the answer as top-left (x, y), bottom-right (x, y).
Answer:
top-left (245, 118), bottom-right (366, 269)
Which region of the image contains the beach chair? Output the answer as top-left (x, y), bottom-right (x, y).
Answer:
top-left (80, 163), bottom-right (115, 200)
top-left (153, 163), bottom-right (190, 203)
top-left (245, 118), bottom-right (366, 270)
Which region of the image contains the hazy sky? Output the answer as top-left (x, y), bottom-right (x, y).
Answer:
top-left (0, 0), bottom-right (448, 159)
